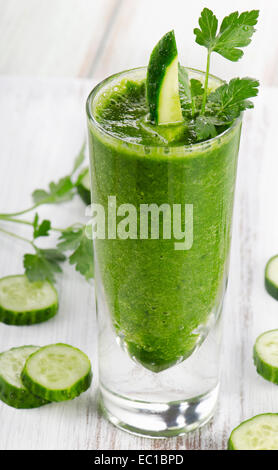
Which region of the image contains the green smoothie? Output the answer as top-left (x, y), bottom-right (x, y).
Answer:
top-left (87, 67), bottom-right (242, 372)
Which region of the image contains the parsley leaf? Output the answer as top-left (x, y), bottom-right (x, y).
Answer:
top-left (193, 8), bottom-right (259, 114)
top-left (32, 213), bottom-right (51, 239)
top-left (194, 8), bottom-right (218, 50)
top-left (194, 8), bottom-right (259, 61)
top-left (191, 77), bottom-right (259, 142)
top-left (179, 64), bottom-right (191, 101)
top-left (31, 143), bottom-right (86, 206)
top-left (193, 116), bottom-right (217, 142)
top-left (190, 77), bottom-right (259, 142)
top-left (24, 249), bottom-right (66, 283)
top-left (189, 79), bottom-right (204, 118)
top-left (207, 77), bottom-right (259, 122)
top-left (190, 79), bottom-right (204, 98)
top-left (32, 176), bottom-right (75, 205)
top-left (179, 64), bottom-right (205, 119)
top-left (0, 142), bottom-right (93, 284)
top-left (57, 224), bottom-right (83, 251)
top-left (58, 225), bottom-right (94, 281)
top-left (69, 237), bottom-right (94, 281)
top-left (215, 10), bottom-right (259, 61)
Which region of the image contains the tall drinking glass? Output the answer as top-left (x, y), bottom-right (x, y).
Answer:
top-left (86, 67), bottom-right (242, 437)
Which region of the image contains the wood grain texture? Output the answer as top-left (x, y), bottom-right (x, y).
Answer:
top-left (2, 0), bottom-right (278, 87)
top-left (0, 0), bottom-right (119, 77)
top-left (91, 0), bottom-right (278, 87)
top-left (0, 77), bottom-right (277, 450)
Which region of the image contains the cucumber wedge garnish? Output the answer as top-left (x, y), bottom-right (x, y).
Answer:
top-left (265, 255), bottom-right (278, 300)
top-left (0, 346), bottom-right (49, 409)
top-left (253, 329), bottom-right (278, 384)
top-left (0, 275), bottom-right (58, 326)
top-left (77, 168), bottom-right (91, 205)
top-left (21, 343), bottom-right (92, 402)
top-left (146, 30), bottom-right (183, 125)
top-left (228, 413), bottom-right (278, 450)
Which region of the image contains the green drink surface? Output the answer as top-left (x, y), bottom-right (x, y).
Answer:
top-left (95, 76), bottom-right (226, 147)
top-left (89, 69), bottom-right (241, 372)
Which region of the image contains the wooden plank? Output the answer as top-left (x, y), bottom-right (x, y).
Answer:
top-left (92, 0), bottom-right (278, 87)
top-left (1, 0), bottom-right (278, 86)
top-left (0, 0), bottom-right (119, 77)
top-left (0, 78), bottom-right (277, 450)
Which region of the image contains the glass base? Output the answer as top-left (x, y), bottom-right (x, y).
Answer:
top-left (99, 383), bottom-right (219, 438)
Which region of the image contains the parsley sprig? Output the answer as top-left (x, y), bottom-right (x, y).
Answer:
top-left (194, 8), bottom-right (259, 112)
top-left (57, 225), bottom-right (94, 281)
top-left (180, 8), bottom-right (260, 142)
top-left (0, 144), bottom-right (94, 284)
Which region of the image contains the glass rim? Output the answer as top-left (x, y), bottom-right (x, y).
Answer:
top-left (86, 66), bottom-right (242, 154)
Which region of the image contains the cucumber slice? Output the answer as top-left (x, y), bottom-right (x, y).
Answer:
top-left (77, 168), bottom-right (91, 205)
top-left (21, 343), bottom-right (92, 402)
top-left (0, 275), bottom-right (58, 325)
top-left (0, 346), bottom-right (48, 409)
top-left (228, 414), bottom-right (278, 450)
top-left (146, 30), bottom-right (183, 125)
top-left (253, 329), bottom-right (278, 384)
top-left (265, 255), bottom-right (278, 300)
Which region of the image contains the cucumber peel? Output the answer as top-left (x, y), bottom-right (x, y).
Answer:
top-left (146, 30), bottom-right (183, 125)
top-left (21, 343), bottom-right (92, 402)
top-left (265, 255), bottom-right (278, 300)
top-left (0, 275), bottom-right (58, 326)
top-left (253, 329), bottom-right (278, 384)
top-left (228, 413), bottom-right (278, 450)
top-left (77, 168), bottom-right (91, 205)
top-left (0, 346), bottom-right (49, 409)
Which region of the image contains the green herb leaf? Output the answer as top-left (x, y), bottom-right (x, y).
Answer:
top-left (178, 65), bottom-right (205, 119)
top-left (193, 8), bottom-right (259, 114)
top-left (207, 77), bottom-right (259, 122)
top-left (58, 225), bottom-right (94, 281)
top-left (215, 10), bottom-right (259, 61)
top-left (193, 115), bottom-right (217, 142)
top-left (178, 64), bottom-right (191, 100)
top-left (194, 8), bottom-right (259, 61)
top-left (32, 213), bottom-right (51, 239)
top-left (69, 237), bottom-right (94, 281)
top-left (31, 144), bottom-right (87, 207)
top-left (194, 8), bottom-right (218, 50)
top-left (190, 79), bottom-right (204, 118)
top-left (57, 225), bottom-right (83, 251)
top-left (32, 176), bottom-right (75, 205)
top-left (24, 249), bottom-right (66, 283)
top-left (190, 79), bottom-right (204, 98)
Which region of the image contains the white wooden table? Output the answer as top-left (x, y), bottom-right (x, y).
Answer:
top-left (1, 0), bottom-right (278, 87)
top-left (0, 0), bottom-right (278, 451)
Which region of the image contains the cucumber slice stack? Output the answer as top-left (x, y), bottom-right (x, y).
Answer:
top-left (253, 329), bottom-right (278, 384)
top-left (146, 30), bottom-right (183, 125)
top-left (0, 344), bottom-right (92, 409)
top-left (0, 275), bottom-right (58, 326)
top-left (77, 168), bottom-right (91, 205)
top-left (228, 414), bottom-right (278, 450)
top-left (0, 346), bottom-right (48, 409)
top-left (265, 255), bottom-right (278, 300)
top-left (21, 344), bottom-right (92, 402)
